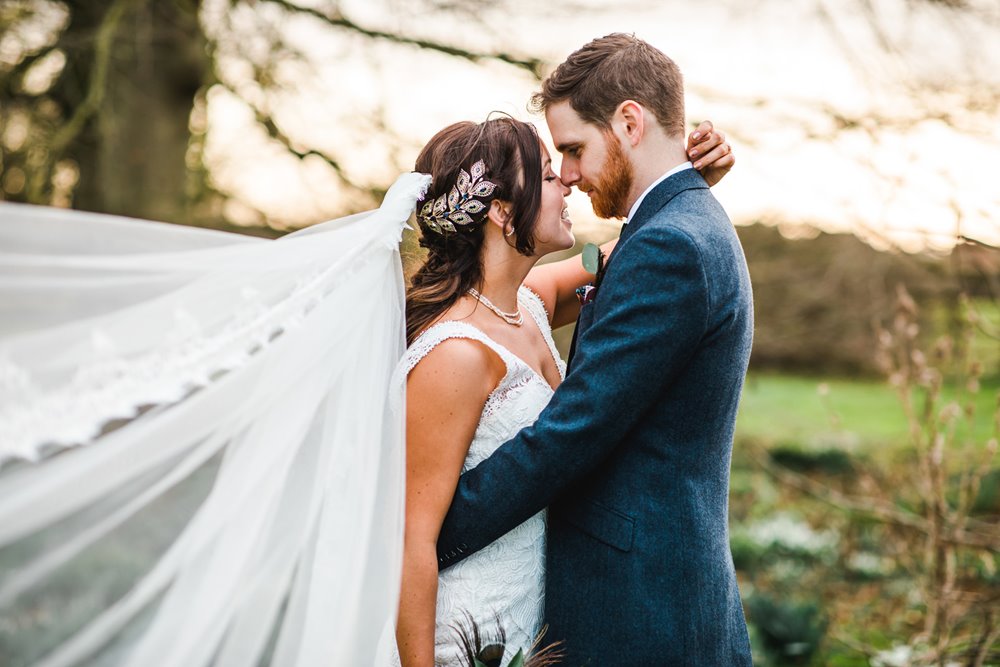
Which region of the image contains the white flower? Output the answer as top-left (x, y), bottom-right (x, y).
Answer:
top-left (871, 644), bottom-right (912, 667)
top-left (846, 551), bottom-right (889, 576)
top-left (743, 513), bottom-right (838, 556)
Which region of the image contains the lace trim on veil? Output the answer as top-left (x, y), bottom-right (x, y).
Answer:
top-left (0, 172), bottom-right (430, 465)
top-left (0, 248), bottom-right (390, 465)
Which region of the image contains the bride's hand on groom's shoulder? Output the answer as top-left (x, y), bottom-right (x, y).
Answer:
top-left (687, 120), bottom-right (734, 187)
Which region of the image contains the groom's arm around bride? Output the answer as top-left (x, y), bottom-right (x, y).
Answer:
top-left (435, 34), bottom-right (754, 666)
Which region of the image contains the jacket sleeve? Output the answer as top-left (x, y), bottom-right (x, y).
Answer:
top-left (436, 224), bottom-right (710, 567)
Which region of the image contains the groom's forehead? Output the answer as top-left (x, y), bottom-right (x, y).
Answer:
top-left (546, 102), bottom-right (602, 147)
top-left (545, 101), bottom-right (585, 131)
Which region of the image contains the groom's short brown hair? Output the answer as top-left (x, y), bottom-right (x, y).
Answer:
top-left (530, 33), bottom-right (685, 137)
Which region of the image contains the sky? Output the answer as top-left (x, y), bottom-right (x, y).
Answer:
top-left (203, 0), bottom-right (1000, 252)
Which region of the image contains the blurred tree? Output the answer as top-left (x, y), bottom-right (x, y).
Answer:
top-left (738, 223), bottom-right (947, 375)
top-left (738, 224), bottom-right (1000, 375)
top-left (0, 0), bottom-right (543, 229)
top-left (0, 1), bottom-right (210, 222)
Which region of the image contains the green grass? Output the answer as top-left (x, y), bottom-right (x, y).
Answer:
top-left (736, 372), bottom-right (1000, 455)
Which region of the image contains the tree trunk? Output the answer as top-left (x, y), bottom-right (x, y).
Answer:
top-left (60, 0), bottom-right (207, 223)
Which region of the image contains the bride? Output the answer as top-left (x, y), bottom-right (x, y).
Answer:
top-left (0, 115), bottom-right (728, 666)
top-left (395, 117), bottom-right (585, 666)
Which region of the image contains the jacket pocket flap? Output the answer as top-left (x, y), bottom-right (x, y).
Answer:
top-left (562, 500), bottom-right (635, 552)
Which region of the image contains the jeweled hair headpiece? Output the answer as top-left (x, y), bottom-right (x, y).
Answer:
top-left (417, 159), bottom-right (499, 234)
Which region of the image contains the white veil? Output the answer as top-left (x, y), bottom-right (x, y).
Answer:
top-left (0, 172), bottom-right (430, 666)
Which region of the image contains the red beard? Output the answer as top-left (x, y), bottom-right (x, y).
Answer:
top-left (587, 132), bottom-right (634, 220)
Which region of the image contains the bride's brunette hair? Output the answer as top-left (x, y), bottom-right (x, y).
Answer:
top-left (405, 117), bottom-right (543, 344)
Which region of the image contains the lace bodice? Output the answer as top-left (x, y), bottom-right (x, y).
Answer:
top-left (394, 286), bottom-right (564, 666)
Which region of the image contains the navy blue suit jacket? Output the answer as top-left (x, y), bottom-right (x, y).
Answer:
top-left (436, 169), bottom-right (754, 666)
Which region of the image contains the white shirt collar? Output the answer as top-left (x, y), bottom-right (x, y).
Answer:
top-left (624, 161), bottom-right (694, 225)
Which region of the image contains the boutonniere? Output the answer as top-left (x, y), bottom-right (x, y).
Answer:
top-left (575, 242), bottom-right (606, 305)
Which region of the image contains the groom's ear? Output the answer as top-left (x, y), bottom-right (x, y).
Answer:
top-left (614, 100), bottom-right (645, 148)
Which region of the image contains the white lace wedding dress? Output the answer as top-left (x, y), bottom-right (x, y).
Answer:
top-left (393, 286), bottom-right (565, 667)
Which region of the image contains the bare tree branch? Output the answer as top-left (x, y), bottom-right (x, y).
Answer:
top-left (258, 0), bottom-right (545, 78)
top-left (972, 612), bottom-right (1000, 667)
top-left (211, 77), bottom-right (385, 206)
top-left (751, 446), bottom-right (1000, 550)
top-left (960, 236), bottom-right (1000, 251)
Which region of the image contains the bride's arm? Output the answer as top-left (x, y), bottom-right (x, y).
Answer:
top-left (524, 238), bottom-right (618, 329)
top-left (397, 339), bottom-right (504, 666)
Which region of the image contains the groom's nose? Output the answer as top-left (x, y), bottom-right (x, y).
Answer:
top-left (560, 160), bottom-right (580, 187)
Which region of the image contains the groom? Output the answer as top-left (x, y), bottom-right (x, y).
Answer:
top-left (436, 34), bottom-right (754, 666)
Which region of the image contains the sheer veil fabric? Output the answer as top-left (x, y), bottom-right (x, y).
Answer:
top-left (0, 173), bottom-right (431, 666)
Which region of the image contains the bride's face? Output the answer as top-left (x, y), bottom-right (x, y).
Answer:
top-left (530, 145), bottom-right (574, 256)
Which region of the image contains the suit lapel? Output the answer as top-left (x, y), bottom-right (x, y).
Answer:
top-left (567, 169), bottom-right (710, 370)
top-left (601, 169), bottom-right (708, 277)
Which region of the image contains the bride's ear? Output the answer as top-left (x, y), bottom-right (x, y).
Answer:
top-left (486, 200), bottom-right (515, 237)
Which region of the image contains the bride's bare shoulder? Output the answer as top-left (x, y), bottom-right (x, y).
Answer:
top-left (405, 337), bottom-right (505, 446)
top-left (406, 334), bottom-right (504, 401)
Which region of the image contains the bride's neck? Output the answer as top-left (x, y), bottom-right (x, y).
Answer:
top-left (477, 239), bottom-right (536, 313)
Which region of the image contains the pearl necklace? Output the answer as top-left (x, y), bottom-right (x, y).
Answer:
top-left (468, 288), bottom-right (523, 326)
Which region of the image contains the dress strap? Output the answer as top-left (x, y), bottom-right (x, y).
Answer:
top-left (400, 320), bottom-right (517, 379)
top-left (518, 286), bottom-right (566, 381)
